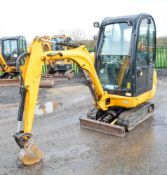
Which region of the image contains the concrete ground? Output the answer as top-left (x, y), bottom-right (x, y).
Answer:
top-left (0, 76), bottom-right (167, 175)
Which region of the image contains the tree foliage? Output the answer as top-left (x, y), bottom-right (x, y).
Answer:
top-left (157, 37), bottom-right (167, 47)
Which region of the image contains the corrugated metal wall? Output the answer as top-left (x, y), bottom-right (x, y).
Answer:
top-left (42, 63), bottom-right (48, 75)
top-left (41, 47), bottom-right (167, 75)
top-left (156, 47), bottom-right (167, 68)
top-left (41, 62), bottom-right (80, 75)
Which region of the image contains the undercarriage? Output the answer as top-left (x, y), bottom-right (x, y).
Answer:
top-left (80, 102), bottom-right (154, 137)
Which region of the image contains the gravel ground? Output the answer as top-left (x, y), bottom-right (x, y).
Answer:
top-left (0, 76), bottom-right (167, 175)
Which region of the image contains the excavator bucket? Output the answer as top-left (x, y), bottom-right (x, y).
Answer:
top-left (18, 138), bottom-right (43, 165)
top-left (80, 118), bottom-right (125, 137)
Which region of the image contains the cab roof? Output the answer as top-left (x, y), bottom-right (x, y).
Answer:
top-left (101, 13), bottom-right (152, 26)
top-left (2, 36), bottom-right (24, 41)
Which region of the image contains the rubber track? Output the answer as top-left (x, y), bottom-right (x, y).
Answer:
top-left (117, 102), bottom-right (154, 131)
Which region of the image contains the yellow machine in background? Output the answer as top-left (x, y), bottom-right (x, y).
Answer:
top-left (48, 35), bottom-right (75, 79)
top-left (13, 13), bottom-right (157, 166)
top-left (0, 36), bottom-right (26, 81)
top-left (0, 54), bottom-right (14, 73)
top-left (0, 36), bottom-right (55, 87)
top-left (41, 35), bottom-right (75, 79)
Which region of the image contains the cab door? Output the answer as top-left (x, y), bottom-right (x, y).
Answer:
top-left (18, 36), bottom-right (27, 65)
top-left (135, 17), bottom-right (150, 95)
top-left (147, 18), bottom-right (156, 91)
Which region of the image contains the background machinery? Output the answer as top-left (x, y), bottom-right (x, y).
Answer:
top-left (0, 36), bottom-right (54, 87)
top-left (13, 13), bottom-right (157, 165)
top-left (0, 36), bottom-right (27, 85)
top-left (48, 35), bottom-right (75, 79)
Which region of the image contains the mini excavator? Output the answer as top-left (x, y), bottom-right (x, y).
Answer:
top-left (13, 13), bottom-right (157, 165)
top-left (0, 36), bottom-right (26, 85)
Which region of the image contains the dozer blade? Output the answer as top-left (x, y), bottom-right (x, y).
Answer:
top-left (0, 78), bottom-right (55, 88)
top-left (0, 79), bottom-right (19, 86)
top-left (18, 138), bottom-right (43, 165)
top-left (80, 118), bottom-right (125, 137)
top-left (40, 78), bottom-right (55, 88)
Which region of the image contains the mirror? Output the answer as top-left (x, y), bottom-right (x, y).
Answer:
top-left (93, 22), bottom-right (100, 28)
top-left (93, 35), bottom-right (98, 40)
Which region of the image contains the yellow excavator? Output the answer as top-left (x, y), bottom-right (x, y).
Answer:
top-left (0, 36), bottom-right (54, 87)
top-left (48, 35), bottom-right (75, 79)
top-left (13, 13), bottom-right (157, 165)
top-left (0, 36), bottom-right (26, 85)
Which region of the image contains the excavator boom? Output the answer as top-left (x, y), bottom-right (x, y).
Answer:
top-left (13, 37), bottom-right (107, 165)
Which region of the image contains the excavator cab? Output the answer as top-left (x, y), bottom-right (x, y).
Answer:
top-left (51, 35), bottom-right (72, 51)
top-left (95, 14), bottom-right (156, 96)
top-left (49, 35), bottom-right (74, 78)
top-left (1, 36), bottom-right (27, 66)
